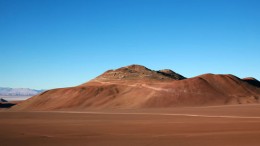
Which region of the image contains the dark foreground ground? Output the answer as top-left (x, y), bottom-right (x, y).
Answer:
top-left (1, 104), bottom-right (260, 146)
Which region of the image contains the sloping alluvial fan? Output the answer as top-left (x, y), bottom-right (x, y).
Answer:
top-left (11, 64), bottom-right (260, 111)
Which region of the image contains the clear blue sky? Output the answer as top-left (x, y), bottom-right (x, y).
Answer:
top-left (1, 0), bottom-right (259, 89)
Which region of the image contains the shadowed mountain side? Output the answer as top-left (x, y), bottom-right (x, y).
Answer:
top-left (243, 77), bottom-right (260, 87)
top-left (0, 98), bottom-right (8, 102)
top-left (11, 70), bottom-right (260, 111)
top-left (0, 98), bottom-right (18, 108)
top-left (0, 103), bottom-right (16, 108)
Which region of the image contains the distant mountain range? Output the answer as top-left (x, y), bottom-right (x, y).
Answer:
top-left (0, 87), bottom-right (45, 96)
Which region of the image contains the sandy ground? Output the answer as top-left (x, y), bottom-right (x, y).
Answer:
top-left (1, 104), bottom-right (260, 146)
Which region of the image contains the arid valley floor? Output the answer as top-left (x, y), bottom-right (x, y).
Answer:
top-left (1, 104), bottom-right (260, 146)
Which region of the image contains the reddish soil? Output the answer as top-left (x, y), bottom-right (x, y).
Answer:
top-left (11, 65), bottom-right (260, 111)
top-left (2, 104), bottom-right (260, 146)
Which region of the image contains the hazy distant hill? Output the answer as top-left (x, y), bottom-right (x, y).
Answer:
top-left (0, 87), bottom-right (44, 96)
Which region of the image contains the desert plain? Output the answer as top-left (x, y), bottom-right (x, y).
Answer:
top-left (1, 104), bottom-right (260, 146)
top-left (1, 65), bottom-right (260, 146)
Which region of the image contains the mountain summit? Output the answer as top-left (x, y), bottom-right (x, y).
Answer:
top-left (93, 64), bottom-right (186, 82)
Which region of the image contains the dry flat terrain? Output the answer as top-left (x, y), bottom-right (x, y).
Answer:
top-left (2, 104), bottom-right (260, 146)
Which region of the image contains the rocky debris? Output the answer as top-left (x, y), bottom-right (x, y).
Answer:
top-left (93, 64), bottom-right (186, 81)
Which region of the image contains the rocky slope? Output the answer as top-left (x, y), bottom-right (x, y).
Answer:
top-left (91, 64), bottom-right (186, 82)
top-left (11, 65), bottom-right (260, 111)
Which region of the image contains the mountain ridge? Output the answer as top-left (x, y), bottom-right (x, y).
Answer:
top-left (0, 87), bottom-right (45, 96)
top-left (11, 64), bottom-right (260, 111)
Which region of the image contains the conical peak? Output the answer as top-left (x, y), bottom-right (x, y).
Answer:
top-left (117, 64), bottom-right (150, 72)
top-left (93, 64), bottom-right (185, 82)
top-left (125, 64), bottom-right (148, 69)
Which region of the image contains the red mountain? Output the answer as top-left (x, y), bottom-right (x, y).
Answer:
top-left (12, 65), bottom-right (260, 110)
